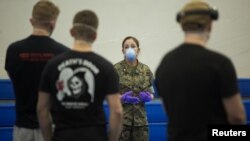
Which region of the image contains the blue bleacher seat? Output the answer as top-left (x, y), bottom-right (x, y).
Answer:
top-left (149, 123), bottom-right (167, 141)
top-left (0, 80), bottom-right (15, 100)
top-left (244, 100), bottom-right (250, 122)
top-left (0, 103), bottom-right (15, 127)
top-left (0, 127), bottom-right (13, 141)
top-left (146, 100), bottom-right (168, 123)
top-left (238, 79), bottom-right (250, 97)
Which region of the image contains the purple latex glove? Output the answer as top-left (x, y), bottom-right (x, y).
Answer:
top-left (121, 91), bottom-right (140, 104)
top-left (139, 91), bottom-right (153, 102)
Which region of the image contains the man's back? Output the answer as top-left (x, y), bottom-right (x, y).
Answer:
top-left (39, 50), bottom-right (120, 140)
top-left (156, 43), bottom-right (239, 139)
top-left (5, 35), bottom-right (68, 128)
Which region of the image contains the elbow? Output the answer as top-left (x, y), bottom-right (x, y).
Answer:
top-left (228, 111), bottom-right (246, 125)
top-left (37, 108), bottom-right (44, 123)
top-left (111, 108), bottom-right (123, 120)
top-left (36, 105), bottom-right (49, 121)
top-left (37, 106), bottom-right (42, 118)
top-left (115, 109), bottom-right (123, 120)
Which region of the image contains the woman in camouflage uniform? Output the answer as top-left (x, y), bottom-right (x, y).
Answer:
top-left (114, 36), bottom-right (154, 141)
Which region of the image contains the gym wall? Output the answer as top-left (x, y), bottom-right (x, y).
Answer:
top-left (0, 0), bottom-right (250, 78)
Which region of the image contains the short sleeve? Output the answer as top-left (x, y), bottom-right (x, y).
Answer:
top-left (5, 45), bottom-right (18, 74)
top-left (218, 58), bottom-right (239, 98)
top-left (104, 66), bottom-right (120, 95)
top-left (146, 67), bottom-right (155, 94)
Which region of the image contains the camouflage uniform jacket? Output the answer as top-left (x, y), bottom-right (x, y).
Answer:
top-left (114, 60), bottom-right (154, 126)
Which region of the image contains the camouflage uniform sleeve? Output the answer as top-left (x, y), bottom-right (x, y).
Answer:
top-left (113, 63), bottom-right (119, 71)
top-left (113, 62), bottom-right (125, 94)
top-left (145, 65), bottom-right (155, 94)
top-left (114, 63), bottom-right (121, 76)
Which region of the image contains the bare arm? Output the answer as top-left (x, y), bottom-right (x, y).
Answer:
top-left (106, 93), bottom-right (123, 141)
top-left (223, 93), bottom-right (246, 124)
top-left (37, 91), bottom-right (53, 141)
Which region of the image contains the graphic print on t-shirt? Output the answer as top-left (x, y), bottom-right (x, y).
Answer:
top-left (55, 58), bottom-right (100, 109)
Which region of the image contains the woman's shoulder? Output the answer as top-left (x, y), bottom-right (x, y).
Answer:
top-left (138, 61), bottom-right (151, 70)
top-left (114, 60), bottom-right (125, 68)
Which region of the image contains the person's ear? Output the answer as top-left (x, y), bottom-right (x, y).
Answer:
top-left (207, 22), bottom-right (212, 32)
top-left (70, 28), bottom-right (75, 37)
top-left (122, 47), bottom-right (125, 54)
top-left (136, 47), bottom-right (140, 56)
top-left (91, 32), bottom-right (97, 41)
top-left (30, 18), bottom-right (34, 26)
top-left (48, 22), bottom-right (55, 32)
top-left (51, 21), bottom-right (56, 29)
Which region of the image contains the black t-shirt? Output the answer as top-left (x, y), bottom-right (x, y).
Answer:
top-left (155, 43), bottom-right (239, 140)
top-left (39, 50), bottom-right (119, 137)
top-left (5, 35), bottom-right (68, 129)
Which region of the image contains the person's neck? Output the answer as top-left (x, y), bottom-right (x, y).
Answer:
top-left (125, 59), bottom-right (138, 67)
top-left (72, 40), bottom-right (92, 52)
top-left (32, 28), bottom-right (50, 36)
top-left (184, 32), bottom-right (208, 47)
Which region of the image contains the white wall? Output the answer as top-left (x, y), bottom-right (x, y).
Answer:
top-left (1, 0), bottom-right (250, 78)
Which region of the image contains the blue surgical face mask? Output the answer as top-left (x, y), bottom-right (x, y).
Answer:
top-left (125, 47), bottom-right (136, 62)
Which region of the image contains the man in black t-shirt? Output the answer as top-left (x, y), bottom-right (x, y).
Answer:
top-left (155, 1), bottom-right (246, 141)
top-left (37, 10), bottom-right (123, 141)
top-left (4, 1), bottom-right (68, 141)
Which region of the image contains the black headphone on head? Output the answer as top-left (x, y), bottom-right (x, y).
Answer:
top-left (176, 7), bottom-right (219, 23)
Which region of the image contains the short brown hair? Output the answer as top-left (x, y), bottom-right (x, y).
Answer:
top-left (72, 10), bottom-right (98, 43)
top-left (178, 1), bottom-right (213, 32)
top-left (32, 0), bottom-right (59, 22)
top-left (122, 36), bottom-right (140, 48)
